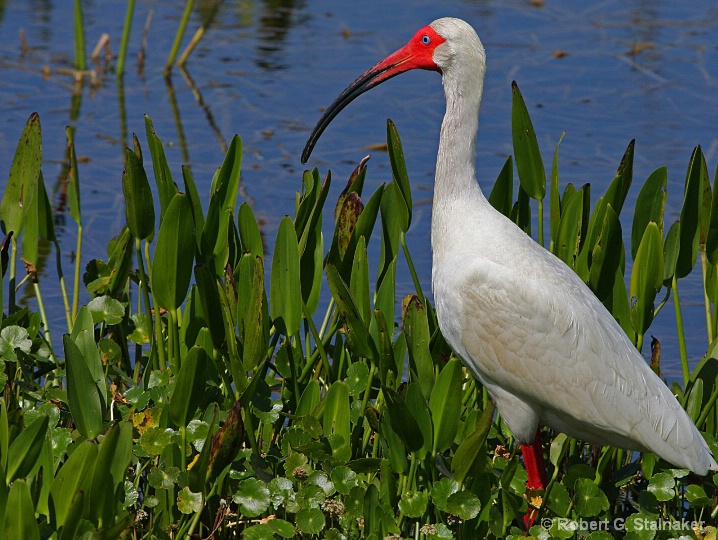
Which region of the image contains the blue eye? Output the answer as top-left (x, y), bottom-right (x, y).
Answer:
top-left (421, 35), bottom-right (431, 45)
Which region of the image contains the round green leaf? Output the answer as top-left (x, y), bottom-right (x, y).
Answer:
top-left (267, 518), bottom-right (296, 538)
top-left (624, 512), bottom-right (658, 540)
top-left (296, 507), bottom-right (325, 534)
top-left (646, 472), bottom-right (674, 502)
top-left (574, 478), bottom-right (609, 516)
top-left (346, 362), bottom-right (369, 396)
top-left (88, 295), bottom-right (125, 325)
top-left (685, 484), bottom-right (710, 506)
top-left (398, 489), bottom-right (428, 518)
top-left (177, 486), bottom-right (202, 515)
top-left (431, 477), bottom-right (459, 513)
top-left (446, 490), bottom-right (481, 520)
top-left (330, 466), bottom-right (358, 495)
top-left (234, 478), bottom-right (271, 517)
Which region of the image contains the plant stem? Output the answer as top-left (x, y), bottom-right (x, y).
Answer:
top-left (701, 250), bottom-right (714, 343)
top-left (72, 223), bottom-right (83, 323)
top-left (401, 231), bottom-right (424, 300)
top-left (53, 240), bottom-right (72, 332)
top-left (672, 275), bottom-right (690, 387)
top-left (537, 198), bottom-right (544, 247)
top-left (696, 382), bottom-right (718, 428)
top-left (73, 0), bottom-right (86, 70)
top-left (8, 236), bottom-right (17, 311)
top-left (116, 0), bottom-right (135, 77)
top-left (165, 0), bottom-right (195, 75)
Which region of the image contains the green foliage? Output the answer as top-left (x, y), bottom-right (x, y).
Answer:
top-left (0, 101), bottom-right (716, 540)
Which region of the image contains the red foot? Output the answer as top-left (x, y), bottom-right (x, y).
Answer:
top-left (521, 429), bottom-right (547, 531)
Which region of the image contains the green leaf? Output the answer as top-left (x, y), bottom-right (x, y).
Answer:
top-left (296, 507), bottom-right (326, 535)
top-left (546, 481), bottom-right (570, 517)
top-left (144, 115), bottom-right (177, 223)
top-left (0, 113), bottom-right (42, 236)
top-left (549, 132), bottom-right (565, 247)
top-left (574, 478), bottom-right (609, 516)
top-left (403, 295), bottom-right (434, 399)
top-left (555, 185), bottom-right (587, 269)
top-left (201, 135), bottom-right (242, 262)
top-left (58, 490), bottom-right (84, 540)
top-left (267, 518), bottom-right (296, 538)
top-left (488, 156), bottom-right (513, 217)
top-left (630, 223), bottom-right (664, 339)
top-left (152, 193), bottom-right (196, 311)
top-left (447, 490), bottom-right (481, 520)
top-left (511, 81), bottom-right (545, 200)
top-left (270, 216), bottom-right (302, 336)
top-left (6, 414), bottom-right (48, 482)
top-left (65, 126), bottom-right (81, 226)
top-left (663, 221), bottom-right (680, 285)
top-left (182, 166), bottom-right (205, 247)
top-left (382, 386), bottom-right (424, 453)
top-left (177, 486), bottom-right (203, 514)
top-left (707, 162), bottom-right (718, 264)
top-left (588, 203), bottom-right (622, 301)
top-left (346, 362), bottom-right (369, 397)
top-left (625, 513), bottom-right (658, 540)
top-left (0, 326), bottom-right (32, 362)
top-left (63, 334), bottom-right (104, 438)
top-left (331, 466), bottom-right (358, 495)
top-left (404, 383), bottom-right (432, 460)
top-left (398, 490), bottom-right (428, 518)
top-left (431, 477), bottom-right (459, 513)
top-left (350, 236), bottom-right (371, 325)
top-left (237, 254), bottom-right (266, 372)
top-left (631, 167), bottom-right (667, 260)
top-left (387, 119), bottom-right (412, 228)
top-left (452, 403), bottom-right (493, 484)
top-left (88, 295), bottom-right (125, 325)
top-left (169, 346), bottom-right (208, 427)
top-left (237, 202), bottom-right (263, 260)
top-left (429, 358), bottom-right (463, 454)
top-left (233, 478), bottom-right (271, 517)
top-left (336, 192), bottom-right (363, 260)
top-left (646, 472), bottom-right (674, 501)
top-left (685, 484), bottom-right (710, 506)
top-left (324, 381), bottom-right (351, 454)
top-left (122, 145), bottom-right (154, 240)
top-left (675, 146), bottom-right (704, 279)
top-left (49, 438), bottom-right (98, 529)
top-left (5, 480), bottom-right (39, 540)
top-left (604, 139), bottom-right (634, 216)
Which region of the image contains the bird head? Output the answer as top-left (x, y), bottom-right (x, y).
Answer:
top-left (301, 17), bottom-right (485, 163)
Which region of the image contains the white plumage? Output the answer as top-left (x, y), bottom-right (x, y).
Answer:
top-left (303, 16), bottom-right (717, 475)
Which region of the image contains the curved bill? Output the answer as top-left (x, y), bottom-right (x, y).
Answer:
top-left (301, 40), bottom-right (439, 164)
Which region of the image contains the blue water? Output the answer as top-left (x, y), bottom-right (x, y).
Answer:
top-left (0, 0), bottom-right (716, 378)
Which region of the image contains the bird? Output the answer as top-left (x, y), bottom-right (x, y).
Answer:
top-left (301, 15), bottom-right (717, 508)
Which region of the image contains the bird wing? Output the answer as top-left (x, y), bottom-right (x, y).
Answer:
top-left (438, 248), bottom-right (715, 472)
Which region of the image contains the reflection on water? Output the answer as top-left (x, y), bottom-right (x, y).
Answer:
top-left (0, 0), bottom-right (715, 377)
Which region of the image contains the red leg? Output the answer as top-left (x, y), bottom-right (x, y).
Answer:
top-left (521, 429), bottom-right (547, 530)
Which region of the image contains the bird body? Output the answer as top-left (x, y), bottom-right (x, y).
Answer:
top-left (302, 17), bottom-right (717, 476)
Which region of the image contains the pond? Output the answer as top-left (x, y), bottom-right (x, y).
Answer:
top-left (0, 0), bottom-right (716, 379)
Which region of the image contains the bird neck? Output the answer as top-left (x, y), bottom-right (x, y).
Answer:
top-left (431, 70), bottom-right (488, 258)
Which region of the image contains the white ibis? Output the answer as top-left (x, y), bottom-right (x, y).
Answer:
top-left (301, 15), bottom-right (717, 511)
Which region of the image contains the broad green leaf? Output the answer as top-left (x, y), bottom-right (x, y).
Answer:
top-left (206, 401), bottom-right (244, 482)
top-left (152, 193), bottom-right (196, 311)
top-left (58, 490), bottom-right (84, 540)
top-left (632, 167), bottom-right (667, 260)
top-left (452, 403), bottom-right (493, 484)
top-left (404, 383), bottom-right (432, 460)
top-left (296, 507), bottom-right (326, 535)
top-left (382, 386), bottom-right (424, 453)
top-left (323, 381), bottom-right (351, 453)
top-left (195, 264), bottom-right (225, 350)
top-left (646, 472), bottom-right (674, 501)
top-left (350, 236), bottom-right (371, 325)
top-left (122, 146), bottom-right (154, 240)
top-left (0, 113), bottom-right (41, 236)
top-left (169, 346), bottom-right (208, 427)
top-left (233, 478), bottom-right (271, 517)
top-left (429, 358), bottom-right (463, 454)
top-left (488, 156), bottom-right (513, 217)
top-left (663, 221), bottom-right (680, 285)
top-left (685, 378), bottom-right (703, 423)
top-left (555, 185), bottom-right (587, 269)
top-left (5, 480), bottom-right (39, 540)
top-left (267, 518), bottom-right (296, 538)
top-left (630, 223), bottom-right (664, 339)
top-left (398, 490), bottom-right (428, 518)
top-left (588, 203), bottom-right (622, 301)
top-left (346, 362), bottom-right (369, 397)
top-left (431, 477), bottom-right (459, 513)
top-left (337, 192), bottom-right (363, 260)
top-left (182, 165), bottom-right (205, 247)
top-left (708, 162), bottom-right (718, 264)
top-left (447, 490), bottom-right (481, 520)
top-left (296, 379), bottom-right (320, 417)
top-left (270, 216), bottom-right (302, 336)
top-left (66, 126), bottom-right (81, 225)
top-left (675, 146), bottom-right (704, 279)
top-left (88, 295), bottom-right (125, 325)
top-left (325, 263), bottom-right (376, 359)
top-left (177, 486), bottom-right (203, 514)
top-left (334, 158), bottom-right (368, 223)
top-left (403, 295), bottom-right (434, 399)
top-left (201, 135), bottom-right (242, 261)
top-left (144, 115), bottom-right (177, 223)
top-left (237, 254), bottom-right (266, 372)
top-left (63, 334), bottom-right (104, 438)
top-left (237, 202), bottom-right (263, 260)
top-left (49, 438), bottom-right (98, 528)
top-left (511, 81), bottom-right (545, 200)
top-left (6, 414), bottom-right (48, 482)
top-left (89, 421), bottom-right (133, 528)
top-left (331, 466), bottom-right (358, 495)
top-left (387, 119), bottom-right (412, 228)
top-left (549, 132), bottom-right (565, 247)
top-left (574, 478), bottom-right (609, 516)
top-left (604, 139), bottom-right (634, 216)
top-left (685, 484), bottom-right (711, 506)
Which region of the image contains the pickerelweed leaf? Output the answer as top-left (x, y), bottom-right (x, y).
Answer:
top-left (452, 402), bottom-right (493, 485)
top-left (632, 167), bottom-right (667, 260)
top-left (0, 113), bottom-right (41, 236)
top-left (549, 132), bottom-right (566, 247)
top-left (405, 382), bottom-right (432, 460)
top-left (555, 185), bottom-right (587, 270)
top-left (270, 216), bottom-right (302, 337)
top-left (403, 294), bottom-right (434, 399)
top-left (89, 421), bottom-right (133, 528)
top-left (387, 119), bottom-right (412, 228)
top-left (49, 438), bottom-right (98, 529)
top-left (511, 81), bottom-right (545, 200)
top-left (63, 334), bottom-right (104, 439)
top-left (65, 126), bottom-right (81, 226)
top-left (122, 145), bottom-right (154, 240)
top-left (676, 146), bottom-right (704, 279)
top-left (5, 479), bottom-right (39, 540)
top-left (663, 220), bottom-right (681, 286)
top-left (144, 115), bottom-right (177, 223)
top-left (169, 346), bottom-right (208, 427)
top-left (382, 386), bottom-right (424, 453)
top-left (708, 161), bottom-right (718, 264)
top-left (152, 193), bottom-right (196, 312)
top-left (630, 222), bottom-right (664, 340)
top-left (488, 156), bottom-right (513, 218)
top-left (429, 357), bottom-right (463, 454)
top-left (6, 414), bottom-right (48, 482)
